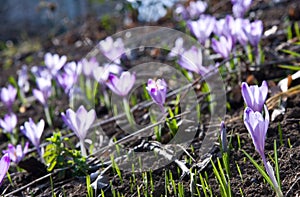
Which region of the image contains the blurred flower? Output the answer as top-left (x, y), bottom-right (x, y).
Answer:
top-left (127, 0), bottom-right (178, 22)
top-left (57, 61), bottom-right (82, 94)
top-left (235, 18), bottom-right (250, 46)
top-left (3, 142), bottom-right (29, 164)
top-left (212, 35), bottom-right (234, 58)
top-left (232, 0), bottom-right (252, 18)
top-left (244, 105), bottom-right (269, 159)
top-left (187, 15), bottom-right (216, 45)
top-left (17, 65), bottom-right (30, 93)
top-left (0, 113), bottom-right (17, 134)
top-left (186, 1), bottom-right (207, 19)
top-left (44, 52), bottom-right (67, 76)
top-left (244, 20), bottom-right (263, 47)
top-left (168, 37), bottom-right (184, 58)
top-left (146, 79), bottom-right (167, 111)
top-left (241, 80), bottom-right (268, 112)
top-left (99, 37), bottom-right (125, 64)
top-left (33, 76), bottom-right (52, 106)
top-left (93, 63), bottom-right (123, 84)
top-left (106, 71), bottom-right (136, 97)
top-left (178, 46), bottom-right (213, 76)
top-left (81, 57), bottom-right (99, 78)
top-left (214, 18), bottom-right (226, 36)
top-left (61, 105), bottom-right (96, 142)
top-left (0, 84), bottom-right (17, 111)
top-left (0, 153), bottom-right (10, 186)
top-left (20, 118), bottom-right (45, 155)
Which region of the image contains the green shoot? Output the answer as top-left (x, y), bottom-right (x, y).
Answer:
top-left (111, 154), bottom-right (123, 184)
top-left (274, 140), bottom-right (282, 191)
top-left (235, 162), bottom-right (243, 182)
top-left (277, 123), bottom-right (284, 146)
top-left (287, 138), bottom-right (292, 148)
top-left (86, 175), bottom-right (94, 197)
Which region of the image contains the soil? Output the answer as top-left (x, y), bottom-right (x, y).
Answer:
top-left (0, 0), bottom-right (300, 196)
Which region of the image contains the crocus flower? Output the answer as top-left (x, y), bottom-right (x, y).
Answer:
top-left (61, 105), bottom-right (96, 142)
top-left (17, 65), bottom-right (30, 93)
top-left (99, 37), bottom-right (125, 64)
top-left (244, 105), bottom-right (269, 158)
top-left (187, 15), bottom-right (216, 45)
top-left (106, 71), bottom-right (136, 97)
top-left (32, 76), bottom-right (52, 106)
top-left (178, 46), bottom-right (214, 76)
top-left (241, 80), bottom-right (268, 112)
top-left (0, 113), bottom-right (17, 134)
top-left (81, 57), bottom-right (99, 78)
top-left (220, 121), bottom-right (227, 152)
top-left (20, 118), bottom-right (45, 156)
top-left (185, 1), bottom-right (207, 19)
top-left (3, 142), bottom-right (29, 164)
top-left (56, 61), bottom-right (82, 94)
top-left (44, 52), bottom-right (67, 76)
top-left (61, 106), bottom-right (96, 156)
top-left (235, 18), bottom-right (250, 46)
top-left (168, 37), bottom-right (184, 58)
top-left (214, 18), bottom-right (226, 36)
top-left (243, 20), bottom-right (263, 47)
top-left (232, 0), bottom-right (252, 18)
top-left (212, 35), bottom-right (234, 58)
top-left (93, 63), bottom-right (123, 84)
top-left (0, 153), bottom-right (10, 186)
top-left (146, 79), bottom-right (167, 112)
top-left (0, 84), bottom-right (17, 111)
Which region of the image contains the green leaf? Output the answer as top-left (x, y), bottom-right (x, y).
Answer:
top-left (280, 49), bottom-right (300, 57)
top-left (278, 64), bottom-right (300, 71)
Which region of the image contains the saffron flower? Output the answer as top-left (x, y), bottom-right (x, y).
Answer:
top-left (146, 79), bottom-right (167, 112)
top-left (81, 57), bottom-right (99, 78)
top-left (232, 0), bottom-right (252, 18)
top-left (44, 52), bottom-right (67, 76)
top-left (99, 37), bottom-right (125, 64)
top-left (178, 46), bottom-right (213, 76)
top-left (0, 84), bottom-right (17, 111)
top-left (93, 63), bottom-right (123, 84)
top-left (168, 37), bottom-right (184, 58)
top-left (0, 113), bottom-right (17, 134)
top-left (0, 153), bottom-right (10, 186)
top-left (244, 20), bottom-right (263, 47)
top-left (3, 142), bottom-right (29, 164)
top-left (212, 35), bottom-right (234, 58)
top-left (241, 80), bottom-right (268, 112)
top-left (244, 105), bottom-right (269, 158)
top-left (186, 1), bottom-right (207, 19)
top-left (187, 15), bottom-right (216, 45)
top-left (61, 105), bottom-right (96, 156)
top-left (33, 76), bottom-right (52, 106)
top-left (106, 71), bottom-right (136, 97)
top-left (17, 65), bottom-right (30, 93)
top-left (20, 118), bottom-right (45, 156)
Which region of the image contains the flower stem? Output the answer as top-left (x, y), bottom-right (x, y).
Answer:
top-left (123, 97), bottom-right (135, 127)
top-left (80, 139), bottom-right (87, 157)
top-left (44, 105), bottom-right (53, 127)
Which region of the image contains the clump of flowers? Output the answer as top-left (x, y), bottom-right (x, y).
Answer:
top-left (3, 142), bottom-right (29, 164)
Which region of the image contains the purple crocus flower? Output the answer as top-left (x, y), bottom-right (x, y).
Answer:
top-left (93, 63), bottom-right (123, 84)
top-left (61, 105), bottom-right (96, 142)
top-left (56, 61), bottom-right (82, 94)
top-left (106, 71), bottom-right (136, 97)
top-left (232, 0), bottom-right (252, 18)
top-left (44, 52), bottom-right (67, 76)
top-left (17, 65), bottom-right (30, 93)
top-left (20, 118), bottom-right (45, 156)
top-left (168, 37), bottom-right (184, 58)
top-left (0, 153), bottom-right (10, 186)
top-left (212, 35), bottom-right (234, 58)
top-left (243, 20), bottom-right (263, 47)
top-left (146, 79), bottom-right (167, 112)
top-left (81, 57), bottom-right (99, 78)
top-left (235, 18), bottom-right (250, 46)
top-left (61, 105), bottom-right (96, 156)
top-left (187, 15), bottom-right (216, 45)
top-left (178, 46), bottom-right (213, 76)
top-left (244, 105), bottom-right (269, 158)
top-left (3, 142), bottom-right (29, 164)
top-left (241, 80), bottom-right (268, 112)
top-left (214, 18), bottom-right (226, 36)
top-left (0, 113), bottom-right (17, 134)
top-left (220, 121), bottom-right (227, 152)
top-left (33, 76), bottom-right (52, 106)
top-left (99, 37), bottom-right (125, 64)
top-left (0, 84), bottom-right (17, 111)
top-left (186, 1), bottom-right (207, 19)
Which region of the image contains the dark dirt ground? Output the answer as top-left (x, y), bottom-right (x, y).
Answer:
top-left (0, 0), bottom-right (300, 196)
